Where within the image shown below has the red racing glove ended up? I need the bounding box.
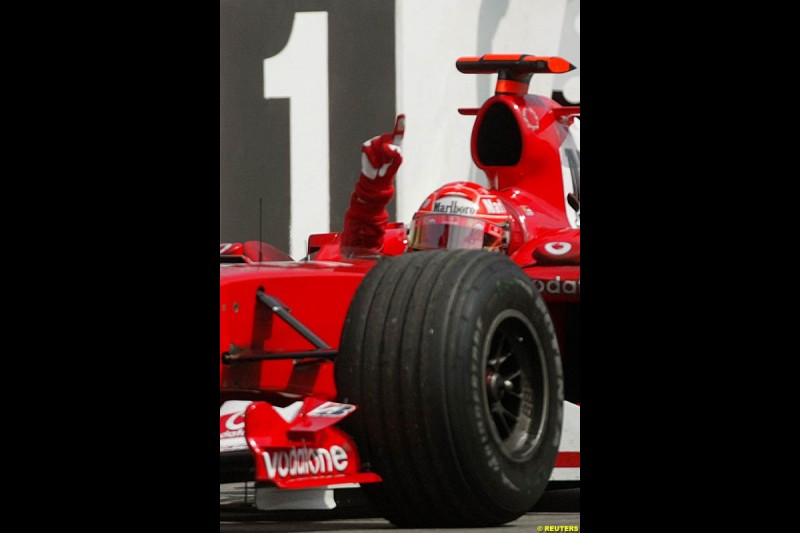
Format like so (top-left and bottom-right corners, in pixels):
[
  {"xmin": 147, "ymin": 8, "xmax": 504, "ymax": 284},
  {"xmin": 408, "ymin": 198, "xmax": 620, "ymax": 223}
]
[{"xmin": 342, "ymin": 132, "xmax": 403, "ymax": 255}]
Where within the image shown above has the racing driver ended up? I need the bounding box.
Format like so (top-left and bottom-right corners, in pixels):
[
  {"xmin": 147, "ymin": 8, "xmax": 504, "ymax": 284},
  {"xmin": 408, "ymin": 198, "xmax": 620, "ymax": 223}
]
[{"xmin": 341, "ymin": 128, "xmax": 514, "ymax": 258}]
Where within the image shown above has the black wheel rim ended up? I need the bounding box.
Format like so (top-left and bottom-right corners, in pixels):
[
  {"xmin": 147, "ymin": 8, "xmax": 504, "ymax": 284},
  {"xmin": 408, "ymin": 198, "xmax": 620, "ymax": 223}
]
[{"xmin": 484, "ymin": 310, "xmax": 548, "ymax": 462}]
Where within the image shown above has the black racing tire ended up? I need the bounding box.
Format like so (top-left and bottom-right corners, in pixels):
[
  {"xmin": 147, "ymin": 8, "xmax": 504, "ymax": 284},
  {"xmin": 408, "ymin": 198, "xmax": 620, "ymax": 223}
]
[{"xmin": 335, "ymin": 249, "xmax": 564, "ymax": 527}]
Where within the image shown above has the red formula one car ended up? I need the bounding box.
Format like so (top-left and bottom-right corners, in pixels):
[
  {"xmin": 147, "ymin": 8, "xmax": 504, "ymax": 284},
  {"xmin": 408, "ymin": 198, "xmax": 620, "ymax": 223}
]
[{"xmin": 220, "ymin": 53, "xmax": 580, "ymax": 527}]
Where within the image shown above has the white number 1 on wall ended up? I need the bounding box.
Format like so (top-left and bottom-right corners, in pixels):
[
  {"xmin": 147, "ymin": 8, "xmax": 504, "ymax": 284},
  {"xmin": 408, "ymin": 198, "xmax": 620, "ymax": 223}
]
[{"xmin": 264, "ymin": 11, "xmax": 330, "ymax": 259}]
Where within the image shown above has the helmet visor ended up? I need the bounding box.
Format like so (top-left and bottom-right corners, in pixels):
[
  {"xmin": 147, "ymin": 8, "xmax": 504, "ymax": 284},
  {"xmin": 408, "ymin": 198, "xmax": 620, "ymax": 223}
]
[{"xmin": 410, "ymin": 214, "xmax": 504, "ymax": 251}]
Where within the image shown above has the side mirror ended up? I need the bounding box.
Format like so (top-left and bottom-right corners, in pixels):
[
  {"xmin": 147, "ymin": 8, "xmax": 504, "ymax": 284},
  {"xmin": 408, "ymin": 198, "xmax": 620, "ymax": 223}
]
[{"xmin": 567, "ymin": 192, "xmax": 580, "ymax": 212}]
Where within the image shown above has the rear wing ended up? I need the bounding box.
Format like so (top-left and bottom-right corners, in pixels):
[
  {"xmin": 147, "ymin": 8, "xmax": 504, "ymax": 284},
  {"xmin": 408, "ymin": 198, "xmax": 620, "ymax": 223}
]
[
  {"xmin": 456, "ymin": 54, "xmax": 576, "ymax": 96},
  {"xmin": 455, "ymin": 53, "xmax": 580, "ymax": 208}
]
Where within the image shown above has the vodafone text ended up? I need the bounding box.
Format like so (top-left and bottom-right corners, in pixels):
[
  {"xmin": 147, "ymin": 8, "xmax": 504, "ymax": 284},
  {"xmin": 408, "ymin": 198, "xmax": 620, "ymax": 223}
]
[
  {"xmin": 262, "ymin": 445, "xmax": 349, "ymax": 479},
  {"xmin": 532, "ymin": 276, "xmax": 580, "ymax": 296}
]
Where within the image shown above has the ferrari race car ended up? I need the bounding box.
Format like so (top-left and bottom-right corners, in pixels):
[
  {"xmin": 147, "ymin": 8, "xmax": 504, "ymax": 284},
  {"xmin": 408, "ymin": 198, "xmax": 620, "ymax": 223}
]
[{"xmin": 220, "ymin": 54, "xmax": 580, "ymax": 527}]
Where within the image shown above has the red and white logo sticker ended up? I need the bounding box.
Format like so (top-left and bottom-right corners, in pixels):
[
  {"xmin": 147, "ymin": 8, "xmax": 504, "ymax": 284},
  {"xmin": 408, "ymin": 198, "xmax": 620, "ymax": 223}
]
[
  {"xmin": 543, "ymin": 242, "xmax": 572, "ymax": 255},
  {"xmin": 307, "ymin": 401, "xmax": 356, "ymax": 418},
  {"xmin": 220, "ymin": 401, "xmax": 253, "ymax": 452}
]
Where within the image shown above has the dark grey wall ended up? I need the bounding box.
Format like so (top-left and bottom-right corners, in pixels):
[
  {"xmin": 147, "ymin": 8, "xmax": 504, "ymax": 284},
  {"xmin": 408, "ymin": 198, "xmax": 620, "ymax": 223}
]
[{"xmin": 220, "ymin": 0, "xmax": 396, "ymax": 252}]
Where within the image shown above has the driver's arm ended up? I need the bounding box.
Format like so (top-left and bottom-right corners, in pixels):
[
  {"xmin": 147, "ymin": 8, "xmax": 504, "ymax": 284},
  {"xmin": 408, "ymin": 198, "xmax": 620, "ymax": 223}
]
[{"xmin": 341, "ymin": 132, "xmax": 403, "ymax": 256}]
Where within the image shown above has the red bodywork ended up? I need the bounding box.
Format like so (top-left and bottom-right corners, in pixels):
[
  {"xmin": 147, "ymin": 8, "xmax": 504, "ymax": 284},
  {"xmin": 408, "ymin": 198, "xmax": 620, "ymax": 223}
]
[
  {"xmin": 220, "ymin": 260, "xmax": 369, "ymax": 397},
  {"xmin": 220, "ymin": 54, "xmax": 580, "ymax": 493}
]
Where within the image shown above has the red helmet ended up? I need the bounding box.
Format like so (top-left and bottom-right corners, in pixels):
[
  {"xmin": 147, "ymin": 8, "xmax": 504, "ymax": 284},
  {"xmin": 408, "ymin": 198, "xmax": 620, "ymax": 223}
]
[{"xmin": 408, "ymin": 181, "xmax": 511, "ymax": 252}]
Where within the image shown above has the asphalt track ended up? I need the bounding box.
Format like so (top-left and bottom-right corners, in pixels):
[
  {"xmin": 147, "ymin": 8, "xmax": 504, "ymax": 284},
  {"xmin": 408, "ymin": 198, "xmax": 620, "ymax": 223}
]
[{"xmin": 220, "ymin": 487, "xmax": 580, "ymax": 532}]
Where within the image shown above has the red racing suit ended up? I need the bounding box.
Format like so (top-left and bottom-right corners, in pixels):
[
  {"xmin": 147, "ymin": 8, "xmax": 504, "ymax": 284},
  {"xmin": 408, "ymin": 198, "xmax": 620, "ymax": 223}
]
[{"xmin": 341, "ymin": 132, "xmax": 403, "ymax": 257}]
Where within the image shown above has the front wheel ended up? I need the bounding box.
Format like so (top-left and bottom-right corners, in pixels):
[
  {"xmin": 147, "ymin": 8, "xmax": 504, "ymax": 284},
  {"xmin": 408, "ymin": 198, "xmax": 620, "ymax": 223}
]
[{"xmin": 335, "ymin": 249, "xmax": 564, "ymax": 527}]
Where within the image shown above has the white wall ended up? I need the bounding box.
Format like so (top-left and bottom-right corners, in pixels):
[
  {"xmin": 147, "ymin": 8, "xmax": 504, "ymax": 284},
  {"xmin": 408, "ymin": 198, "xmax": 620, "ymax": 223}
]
[
  {"xmin": 219, "ymin": 0, "xmax": 580, "ymax": 257},
  {"xmin": 394, "ymin": 0, "xmax": 580, "ymax": 224}
]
